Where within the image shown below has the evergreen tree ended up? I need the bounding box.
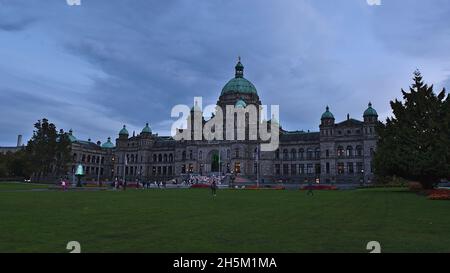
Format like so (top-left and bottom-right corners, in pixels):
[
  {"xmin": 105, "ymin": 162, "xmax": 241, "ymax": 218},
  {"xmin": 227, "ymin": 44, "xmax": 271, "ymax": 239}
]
[
  {"xmin": 374, "ymin": 71, "xmax": 449, "ymax": 189},
  {"xmin": 26, "ymin": 119, "xmax": 71, "ymax": 181}
]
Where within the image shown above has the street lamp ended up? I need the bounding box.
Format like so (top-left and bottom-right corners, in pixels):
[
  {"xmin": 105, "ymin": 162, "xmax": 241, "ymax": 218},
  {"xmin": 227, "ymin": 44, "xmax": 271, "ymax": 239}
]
[{"xmin": 75, "ymin": 164, "xmax": 85, "ymax": 187}]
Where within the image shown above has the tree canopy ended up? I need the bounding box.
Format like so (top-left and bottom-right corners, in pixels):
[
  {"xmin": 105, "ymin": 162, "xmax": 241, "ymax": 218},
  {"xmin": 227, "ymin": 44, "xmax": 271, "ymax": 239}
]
[{"xmin": 374, "ymin": 71, "xmax": 450, "ymax": 189}]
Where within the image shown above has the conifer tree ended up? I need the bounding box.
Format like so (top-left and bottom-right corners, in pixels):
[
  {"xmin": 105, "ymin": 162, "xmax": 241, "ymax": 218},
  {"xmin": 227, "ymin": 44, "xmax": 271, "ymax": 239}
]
[{"xmin": 374, "ymin": 71, "xmax": 449, "ymax": 189}]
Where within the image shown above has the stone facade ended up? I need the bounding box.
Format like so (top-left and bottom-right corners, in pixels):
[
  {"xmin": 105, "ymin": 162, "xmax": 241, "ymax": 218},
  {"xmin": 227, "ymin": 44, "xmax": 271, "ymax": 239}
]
[{"xmin": 69, "ymin": 60, "xmax": 378, "ymax": 184}]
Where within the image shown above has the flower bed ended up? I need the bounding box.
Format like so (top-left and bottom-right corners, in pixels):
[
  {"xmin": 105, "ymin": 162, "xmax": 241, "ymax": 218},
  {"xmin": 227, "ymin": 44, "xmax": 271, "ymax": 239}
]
[
  {"xmin": 300, "ymin": 185, "xmax": 338, "ymax": 191},
  {"xmin": 427, "ymin": 189, "xmax": 450, "ymax": 200}
]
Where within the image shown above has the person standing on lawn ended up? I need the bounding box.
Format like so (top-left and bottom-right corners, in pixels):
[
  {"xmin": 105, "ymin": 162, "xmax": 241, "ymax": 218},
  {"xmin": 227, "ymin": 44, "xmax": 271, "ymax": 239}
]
[
  {"xmin": 211, "ymin": 180, "xmax": 217, "ymax": 197},
  {"xmin": 307, "ymin": 179, "xmax": 314, "ymax": 196}
]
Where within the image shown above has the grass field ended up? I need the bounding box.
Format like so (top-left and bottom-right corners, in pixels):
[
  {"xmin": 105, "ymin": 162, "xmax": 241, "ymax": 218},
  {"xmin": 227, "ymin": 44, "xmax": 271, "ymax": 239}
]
[{"xmin": 0, "ymin": 183, "xmax": 449, "ymax": 253}]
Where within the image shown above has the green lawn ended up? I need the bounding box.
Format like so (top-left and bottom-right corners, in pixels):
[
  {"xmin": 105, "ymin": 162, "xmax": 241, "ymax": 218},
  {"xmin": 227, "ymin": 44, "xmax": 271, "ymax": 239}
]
[{"xmin": 0, "ymin": 185, "xmax": 449, "ymax": 253}]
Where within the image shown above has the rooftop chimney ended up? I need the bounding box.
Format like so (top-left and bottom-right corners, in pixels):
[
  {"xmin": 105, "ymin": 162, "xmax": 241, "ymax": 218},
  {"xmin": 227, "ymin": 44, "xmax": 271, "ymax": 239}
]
[{"xmin": 17, "ymin": 135, "xmax": 23, "ymax": 147}]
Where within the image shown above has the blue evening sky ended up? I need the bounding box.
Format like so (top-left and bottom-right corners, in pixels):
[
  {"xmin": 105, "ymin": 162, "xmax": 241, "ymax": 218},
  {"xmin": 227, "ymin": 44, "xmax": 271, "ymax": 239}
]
[{"xmin": 0, "ymin": 0, "xmax": 449, "ymax": 146}]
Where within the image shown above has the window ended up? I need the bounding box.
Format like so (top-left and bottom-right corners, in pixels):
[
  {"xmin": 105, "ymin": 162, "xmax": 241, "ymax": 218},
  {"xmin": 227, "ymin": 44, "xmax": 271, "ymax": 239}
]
[
  {"xmin": 337, "ymin": 146, "xmax": 345, "ymax": 157},
  {"xmin": 234, "ymin": 162, "xmax": 241, "ymax": 173},
  {"xmin": 189, "ymin": 150, "xmax": 193, "ymax": 160},
  {"xmin": 153, "ymin": 154, "xmax": 157, "ymax": 162},
  {"xmin": 283, "ymin": 149, "xmax": 289, "ymax": 160},
  {"xmin": 337, "ymin": 163, "xmax": 345, "ymax": 174},
  {"xmin": 275, "ymin": 149, "xmax": 280, "ymax": 160},
  {"xmin": 346, "ymin": 146, "xmax": 353, "ymax": 157},
  {"xmin": 275, "ymin": 164, "xmax": 281, "ymax": 175},
  {"xmin": 356, "ymin": 146, "xmax": 363, "ymax": 157},
  {"xmin": 169, "ymin": 154, "xmax": 173, "ymax": 162},
  {"xmin": 326, "ymin": 162, "xmax": 330, "ymax": 174},
  {"xmin": 315, "ymin": 148, "xmax": 320, "ymax": 159},
  {"xmin": 182, "ymin": 151, "xmax": 186, "ymax": 160},
  {"xmin": 254, "ymin": 162, "xmax": 258, "ymax": 174},
  {"xmin": 315, "ymin": 164, "xmax": 321, "ymax": 174},
  {"xmin": 306, "ymin": 149, "xmax": 313, "ymax": 160},
  {"xmin": 283, "ymin": 164, "xmax": 289, "ymax": 175},
  {"xmin": 298, "ymin": 149, "xmax": 304, "ymax": 160},
  {"xmin": 158, "ymin": 154, "xmax": 162, "ymax": 162},
  {"xmin": 347, "ymin": 162, "xmax": 354, "ymax": 174},
  {"xmin": 199, "ymin": 151, "xmax": 203, "ymax": 160},
  {"xmin": 181, "ymin": 165, "xmax": 186, "ymax": 174},
  {"xmin": 291, "ymin": 149, "xmax": 297, "ymax": 160},
  {"xmin": 235, "ymin": 148, "xmax": 240, "ymax": 158},
  {"xmin": 291, "ymin": 164, "xmax": 297, "ymax": 175},
  {"xmin": 326, "ymin": 150, "xmax": 329, "ymax": 158},
  {"xmin": 299, "ymin": 164, "xmax": 305, "ymax": 174},
  {"xmin": 307, "ymin": 164, "xmax": 313, "ymax": 174}
]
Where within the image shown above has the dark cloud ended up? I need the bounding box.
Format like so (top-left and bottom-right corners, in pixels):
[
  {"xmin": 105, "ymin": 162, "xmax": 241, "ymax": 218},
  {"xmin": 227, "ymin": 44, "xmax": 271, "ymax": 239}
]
[
  {"xmin": 0, "ymin": 0, "xmax": 450, "ymax": 145},
  {"xmin": 0, "ymin": 17, "xmax": 36, "ymax": 31}
]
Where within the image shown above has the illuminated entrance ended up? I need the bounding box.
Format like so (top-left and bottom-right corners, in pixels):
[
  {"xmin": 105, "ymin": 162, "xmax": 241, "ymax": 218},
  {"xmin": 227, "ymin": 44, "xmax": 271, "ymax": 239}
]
[{"xmin": 211, "ymin": 151, "xmax": 220, "ymax": 173}]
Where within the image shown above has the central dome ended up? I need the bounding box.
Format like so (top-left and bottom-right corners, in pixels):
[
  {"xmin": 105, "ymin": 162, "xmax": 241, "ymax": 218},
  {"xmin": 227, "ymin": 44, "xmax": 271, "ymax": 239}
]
[{"xmin": 221, "ymin": 59, "xmax": 258, "ymax": 96}]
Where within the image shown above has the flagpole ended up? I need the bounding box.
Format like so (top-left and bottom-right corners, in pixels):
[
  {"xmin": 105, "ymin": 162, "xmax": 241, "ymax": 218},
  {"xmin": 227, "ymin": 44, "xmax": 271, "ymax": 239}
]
[{"xmin": 123, "ymin": 155, "xmax": 126, "ymax": 184}]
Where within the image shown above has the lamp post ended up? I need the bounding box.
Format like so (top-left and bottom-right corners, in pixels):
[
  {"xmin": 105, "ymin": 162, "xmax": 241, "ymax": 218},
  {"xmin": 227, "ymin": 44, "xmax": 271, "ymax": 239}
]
[
  {"xmin": 75, "ymin": 164, "xmax": 84, "ymax": 187},
  {"xmin": 360, "ymin": 169, "xmax": 365, "ymax": 186}
]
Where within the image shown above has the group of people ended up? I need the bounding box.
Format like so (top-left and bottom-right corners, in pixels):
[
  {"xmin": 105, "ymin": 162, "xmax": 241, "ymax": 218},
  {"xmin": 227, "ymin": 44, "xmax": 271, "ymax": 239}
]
[
  {"xmin": 112, "ymin": 177, "xmax": 169, "ymax": 190},
  {"xmin": 59, "ymin": 177, "xmax": 70, "ymax": 191},
  {"xmin": 183, "ymin": 175, "xmax": 224, "ymax": 186}
]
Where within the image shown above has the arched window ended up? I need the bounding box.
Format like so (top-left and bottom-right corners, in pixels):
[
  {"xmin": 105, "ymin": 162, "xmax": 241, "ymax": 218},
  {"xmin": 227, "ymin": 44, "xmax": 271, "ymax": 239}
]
[
  {"xmin": 346, "ymin": 146, "xmax": 353, "ymax": 157},
  {"xmin": 227, "ymin": 149, "xmax": 230, "ymax": 160},
  {"xmin": 283, "ymin": 149, "xmax": 289, "ymax": 160},
  {"xmin": 291, "ymin": 149, "xmax": 297, "ymax": 160},
  {"xmin": 306, "ymin": 149, "xmax": 313, "ymax": 160},
  {"xmin": 199, "ymin": 151, "xmax": 203, "ymax": 160},
  {"xmin": 337, "ymin": 146, "xmax": 345, "ymax": 157},
  {"xmin": 182, "ymin": 151, "xmax": 186, "ymax": 160},
  {"xmin": 164, "ymin": 154, "xmax": 168, "ymax": 162},
  {"xmin": 169, "ymin": 154, "xmax": 173, "ymax": 162},
  {"xmin": 356, "ymin": 146, "xmax": 363, "ymax": 157},
  {"xmin": 298, "ymin": 148, "xmax": 304, "ymax": 160},
  {"xmin": 158, "ymin": 154, "xmax": 162, "ymax": 162},
  {"xmin": 275, "ymin": 149, "xmax": 280, "ymax": 160},
  {"xmin": 153, "ymin": 154, "xmax": 157, "ymax": 162},
  {"xmin": 315, "ymin": 148, "xmax": 320, "ymax": 159},
  {"xmin": 235, "ymin": 148, "xmax": 240, "ymax": 158}
]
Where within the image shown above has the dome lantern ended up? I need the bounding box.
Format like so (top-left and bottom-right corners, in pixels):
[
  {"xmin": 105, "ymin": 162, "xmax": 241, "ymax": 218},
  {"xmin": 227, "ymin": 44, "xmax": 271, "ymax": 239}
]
[
  {"xmin": 141, "ymin": 123, "xmax": 152, "ymax": 134},
  {"xmin": 221, "ymin": 58, "xmax": 258, "ymax": 96},
  {"xmin": 119, "ymin": 125, "xmax": 129, "ymax": 136}
]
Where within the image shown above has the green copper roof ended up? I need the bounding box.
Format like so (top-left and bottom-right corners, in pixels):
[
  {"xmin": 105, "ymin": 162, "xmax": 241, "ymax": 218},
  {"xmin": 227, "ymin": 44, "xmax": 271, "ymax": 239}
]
[
  {"xmin": 321, "ymin": 106, "xmax": 335, "ymax": 120},
  {"xmin": 119, "ymin": 125, "xmax": 129, "ymax": 135},
  {"xmin": 363, "ymin": 102, "xmax": 378, "ymax": 117},
  {"xmin": 68, "ymin": 129, "xmax": 77, "ymax": 142},
  {"xmin": 235, "ymin": 99, "xmax": 247, "ymax": 108},
  {"xmin": 75, "ymin": 164, "xmax": 84, "ymax": 176},
  {"xmin": 101, "ymin": 137, "xmax": 115, "ymax": 149},
  {"xmin": 221, "ymin": 59, "xmax": 258, "ymax": 96},
  {"xmin": 221, "ymin": 77, "xmax": 258, "ymax": 96},
  {"xmin": 141, "ymin": 123, "xmax": 152, "ymax": 133}
]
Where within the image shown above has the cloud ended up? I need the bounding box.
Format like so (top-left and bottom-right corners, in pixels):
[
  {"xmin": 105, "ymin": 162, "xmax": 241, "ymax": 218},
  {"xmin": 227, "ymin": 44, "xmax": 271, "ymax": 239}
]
[{"xmin": 1, "ymin": 0, "xmax": 450, "ymax": 145}]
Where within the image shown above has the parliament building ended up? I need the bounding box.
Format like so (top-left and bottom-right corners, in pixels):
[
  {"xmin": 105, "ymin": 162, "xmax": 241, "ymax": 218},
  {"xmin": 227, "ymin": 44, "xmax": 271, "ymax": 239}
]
[{"xmin": 68, "ymin": 60, "xmax": 378, "ymax": 184}]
